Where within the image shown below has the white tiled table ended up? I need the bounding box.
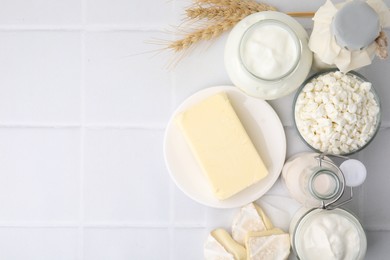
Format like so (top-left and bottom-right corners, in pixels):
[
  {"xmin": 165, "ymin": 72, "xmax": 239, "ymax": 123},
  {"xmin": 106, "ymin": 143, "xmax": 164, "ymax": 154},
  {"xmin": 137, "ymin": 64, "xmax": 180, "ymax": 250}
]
[{"xmin": 0, "ymin": 0, "xmax": 389, "ymax": 259}]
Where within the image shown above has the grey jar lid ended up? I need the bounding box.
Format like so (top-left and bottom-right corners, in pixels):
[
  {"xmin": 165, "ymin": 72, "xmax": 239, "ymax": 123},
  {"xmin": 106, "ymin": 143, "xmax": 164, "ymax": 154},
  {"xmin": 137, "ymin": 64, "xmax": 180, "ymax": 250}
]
[{"xmin": 332, "ymin": 0, "xmax": 380, "ymax": 51}]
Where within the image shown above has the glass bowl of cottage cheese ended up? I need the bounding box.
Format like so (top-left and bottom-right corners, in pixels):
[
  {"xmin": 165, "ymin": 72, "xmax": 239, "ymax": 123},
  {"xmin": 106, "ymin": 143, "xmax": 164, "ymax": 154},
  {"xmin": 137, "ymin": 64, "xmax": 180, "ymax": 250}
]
[{"xmin": 293, "ymin": 69, "xmax": 381, "ymax": 155}]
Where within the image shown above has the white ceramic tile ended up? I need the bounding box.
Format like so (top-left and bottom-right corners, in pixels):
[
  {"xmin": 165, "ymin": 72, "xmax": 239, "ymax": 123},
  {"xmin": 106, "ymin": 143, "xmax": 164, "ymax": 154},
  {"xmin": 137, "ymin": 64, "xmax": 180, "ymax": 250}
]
[
  {"xmin": 0, "ymin": 128, "xmax": 80, "ymax": 222},
  {"xmin": 0, "ymin": 32, "xmax": 81, "ymax": 124},
  {"xmin": 205, "ymin": 207, "xmax": 237, "ymax": 230},
  {"xmin": 0, "ymin": 0, "xmax": 81, "ymax": 25},
  {"xmin": 366, "ymin": 231, "xmax": 390, "ymax": 259},
  {"xmin": 284, "ymin": 127, "xmax": 311, "ymax": 158},
  {"xmin": 173, "ymin": 0, "xmax": 193, "ymax": 25},
  {"xmin": 84, "ymin": 228, "xmax": 169, "ymax": 260},
  {"xmin": 172, "ymin": 228, "xmax": 208, "ymax": 260},
  {"xmin": 358, "ymin": 129, "xmax": 390, "ymax": 229},
  {"xmin": 172, "ymin": 185, "xmax": 206, "ymax": 226},
  {"xmin": 84, "ymin": 31, "xmax": 172, "ymax": 126},
  {"xmin": 86, "ymin": 0, "xmax": 175, "ymax": 26},
  {"xmin": 0, "ymin": 227, "xmax": 78, "ymax": 260},
  {"xmin": 172, "ymin": 33, "xmax": 231, "ymax": 106},
  {"xmin": 358, "ymin": 48, "xmax": 390, "ymax": 128},
  {"xmin": 268, "ymin": 92, "xmax": 296, "ymax": 127},
  {"xmin": 84, "ymin": 128, "xmax": 170, "ymax": 223}
]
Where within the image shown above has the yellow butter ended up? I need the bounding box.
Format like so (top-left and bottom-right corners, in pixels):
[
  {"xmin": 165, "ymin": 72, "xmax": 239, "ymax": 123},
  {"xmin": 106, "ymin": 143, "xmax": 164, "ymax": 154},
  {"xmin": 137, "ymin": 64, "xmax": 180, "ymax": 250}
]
[
  {"xmin": 211, "ymin": 229, "xmax": 246, "ymax": 260},
  {"xmin": 176, "ymin": 92, "xmax": 268, "ymax": 200}
]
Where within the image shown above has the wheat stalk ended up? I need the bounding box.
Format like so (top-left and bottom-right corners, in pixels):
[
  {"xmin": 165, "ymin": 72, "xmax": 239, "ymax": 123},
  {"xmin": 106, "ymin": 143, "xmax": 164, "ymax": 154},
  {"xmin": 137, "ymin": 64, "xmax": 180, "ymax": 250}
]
[
  {"xmin": 169, "ymin": 17, "xmax": 246, "ymax": 52},
  {"xmin": 195, "ymin": 0, "xmax": 276, "ymax": 12},
  {"xmin": 167, "ymin": 0, "xmax": 276, "ymax": 52},
  {"xmin": 186, "ymin": 6, "xmax": 252, "ymax": 20}
]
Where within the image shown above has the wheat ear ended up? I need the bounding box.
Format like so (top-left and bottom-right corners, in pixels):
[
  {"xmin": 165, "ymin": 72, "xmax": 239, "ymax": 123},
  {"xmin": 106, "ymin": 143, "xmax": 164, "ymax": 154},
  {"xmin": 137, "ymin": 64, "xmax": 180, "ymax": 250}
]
[
  {"xmin": 195, "ymin": 0, "xmax": 277, "ymax": 12},
  {"xmin": 169, "ymin": 17, "xmax": 243, "ymax": 52},
  {"xmin": 186, "ymin": 6, "xmax": 252, "ymax": 20}
]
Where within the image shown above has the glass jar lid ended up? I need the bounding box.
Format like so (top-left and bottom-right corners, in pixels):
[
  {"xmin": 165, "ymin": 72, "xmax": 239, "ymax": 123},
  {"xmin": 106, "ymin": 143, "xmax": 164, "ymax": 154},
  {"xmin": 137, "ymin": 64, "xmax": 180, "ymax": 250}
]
[
  {"xmin": 308, "ymin": 167, "xmax": 342, "ymax": 201},
  {"xmin": 332, "ymin": 0, "xmax": 380, "ymax": 51}
]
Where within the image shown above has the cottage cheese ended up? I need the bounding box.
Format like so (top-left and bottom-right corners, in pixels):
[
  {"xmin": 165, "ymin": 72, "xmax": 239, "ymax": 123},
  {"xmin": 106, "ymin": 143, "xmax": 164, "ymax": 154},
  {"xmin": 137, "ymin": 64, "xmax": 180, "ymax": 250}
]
[{"xmin": 295, "ymin": 71, "xmax": 380, "ymax": 154}]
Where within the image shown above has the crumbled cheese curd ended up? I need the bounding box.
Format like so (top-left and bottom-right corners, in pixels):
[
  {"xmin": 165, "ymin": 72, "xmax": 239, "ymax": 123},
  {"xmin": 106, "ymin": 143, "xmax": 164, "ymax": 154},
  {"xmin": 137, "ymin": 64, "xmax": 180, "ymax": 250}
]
[{"xmin": 295, "ymin": 71, "xmax": 379, "ymax": 154}]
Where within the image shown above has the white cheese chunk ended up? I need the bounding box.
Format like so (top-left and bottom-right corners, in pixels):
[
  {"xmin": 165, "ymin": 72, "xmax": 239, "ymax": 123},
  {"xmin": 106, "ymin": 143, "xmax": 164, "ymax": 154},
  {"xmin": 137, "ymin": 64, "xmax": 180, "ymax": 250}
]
[
  {"xmin": 204, "ymin": 229, "xmax": 246, "ymax": 260},
  {"xmin": 246, "ymin": 229, "xmax": 290, "ymax": 260},
  {"xmin": 232, "ymin": 203, "xmax": 273, "ymax": 245},
  {"xmin": 204, "ymin": 234, "xmax": 235, "ymax": 260}
]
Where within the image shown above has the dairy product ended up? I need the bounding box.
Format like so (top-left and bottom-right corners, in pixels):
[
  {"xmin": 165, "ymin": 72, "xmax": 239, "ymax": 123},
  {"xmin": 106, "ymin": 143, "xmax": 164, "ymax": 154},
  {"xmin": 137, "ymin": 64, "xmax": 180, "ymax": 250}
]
[
  {"xmin": 204, "ymin": 229, "xmax": 246, "ymax": 260},
  {"xmin": 246, "ymin": 228, "xmax": 290, "ymax": 260},
  {"xmin": 204, "ymin": 234, "xmax": 235, "ymax": 260},
  {"xmin": 176, "ymin": 92, "xmax": 268, "ymax": 200},
  {"xmin": 282, "ymin": 153, "xmax": 341, "ymax": 208},
  {"xmin": 232, "ymin": 203, "xmax": 273, "ymax": 245},
  {"xmin": 205, "ymin": 203, "xmax": 293, "ymax": 259},
  {"xmin": 225, "ymin": 11, "xmax": 312, "ymax": 100},
  {"xmin": 295, "ymin": 70, "xmax": 380, "ymax": 154},
  {"xmin": 240, "ymin": 21, "xmax": 299, "ymax": 80},
  {"xmin": 309, "ymin": 0, "xmax": 390, "ymax": 72},
  {"xmin": 293, "ymin": 209, "xmax": 366, "ymax": 260}
]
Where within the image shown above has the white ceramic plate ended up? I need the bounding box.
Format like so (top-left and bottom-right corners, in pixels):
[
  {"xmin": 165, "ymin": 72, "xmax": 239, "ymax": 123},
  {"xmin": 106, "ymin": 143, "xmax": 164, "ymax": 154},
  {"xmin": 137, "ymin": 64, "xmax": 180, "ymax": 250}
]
[{"xmin": 163, "ymin": 86, "xmax": 286, "ymax": 208}]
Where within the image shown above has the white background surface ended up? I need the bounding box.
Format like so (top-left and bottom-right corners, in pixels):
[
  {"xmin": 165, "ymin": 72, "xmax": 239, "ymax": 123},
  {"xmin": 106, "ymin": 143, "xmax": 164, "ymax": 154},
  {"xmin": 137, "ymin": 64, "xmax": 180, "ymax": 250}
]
[{"xmin": 0, "ymin": 0, "xmax": 389, "ymax": 259}]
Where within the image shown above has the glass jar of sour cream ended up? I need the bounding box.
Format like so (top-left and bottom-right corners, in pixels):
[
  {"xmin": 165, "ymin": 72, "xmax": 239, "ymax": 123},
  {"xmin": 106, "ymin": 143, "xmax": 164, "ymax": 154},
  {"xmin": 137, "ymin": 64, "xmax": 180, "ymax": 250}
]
[
  {"xmin": 290, "ymin": 208, "xmax": 367, "ymax": 260},
  {"xmin": 225, "ymin": 11, "xmax": 312, "ymax": 100}
]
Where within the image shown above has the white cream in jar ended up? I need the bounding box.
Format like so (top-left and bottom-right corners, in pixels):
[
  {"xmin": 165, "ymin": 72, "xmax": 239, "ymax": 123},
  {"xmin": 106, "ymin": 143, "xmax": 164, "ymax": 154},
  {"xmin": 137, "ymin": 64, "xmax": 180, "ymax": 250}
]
[
  {"xmin": 225, "ymin": 11, "xmax": 312, "ymax": 100},
  {"xmin": 291, "ymin": 208, "xmax": 367, "ymax": 260},
  {"xmin": 239, "ymin": 21, "xmax": 299, "ymax": 80}
]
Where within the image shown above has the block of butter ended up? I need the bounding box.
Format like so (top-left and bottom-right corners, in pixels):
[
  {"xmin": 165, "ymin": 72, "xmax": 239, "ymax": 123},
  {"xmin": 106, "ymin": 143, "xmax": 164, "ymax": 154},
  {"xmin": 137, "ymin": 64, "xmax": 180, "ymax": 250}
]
[{"xmin": 176, "ymin": 92, "xmax": 268, "ymax": 200}]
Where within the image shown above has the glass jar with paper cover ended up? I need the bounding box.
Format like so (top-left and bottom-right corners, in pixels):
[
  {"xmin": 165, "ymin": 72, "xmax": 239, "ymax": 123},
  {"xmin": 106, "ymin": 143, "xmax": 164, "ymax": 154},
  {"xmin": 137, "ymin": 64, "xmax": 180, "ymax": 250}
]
[
  {"xmin": 309, "ymin": 0, "xmax": 390, "ymax": 72},
  {"xmin": 283, "ymin": 152, "xmax": 367, "ymax": 260}
]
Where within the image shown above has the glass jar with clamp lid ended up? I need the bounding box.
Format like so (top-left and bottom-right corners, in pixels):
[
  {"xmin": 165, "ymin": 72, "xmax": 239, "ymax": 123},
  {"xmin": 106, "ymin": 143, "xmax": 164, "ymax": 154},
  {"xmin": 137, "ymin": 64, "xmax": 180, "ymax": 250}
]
[{"xmin": 283, "ymin": 152, "xmax": 367, "ymax": 260}]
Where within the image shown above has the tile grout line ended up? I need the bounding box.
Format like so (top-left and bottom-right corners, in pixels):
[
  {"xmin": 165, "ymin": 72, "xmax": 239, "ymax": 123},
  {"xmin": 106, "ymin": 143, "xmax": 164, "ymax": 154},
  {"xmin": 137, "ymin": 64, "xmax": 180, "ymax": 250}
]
[
  {"xmin": 168, "ymin": 2, "xmax": 176, "ymax": 258},
  {"xmin": 0, "ymin": 123, "xmax": 166, "ymax": 130},
  {"xmin": 0, "ymin": 24, "xmax": 167, "ymax": 32},
  {"xmin": 79, "ymin": 0, "xmax": 87, "ymax": 259},
  {"xmin": 168, "ymin": 181, "xmax": 175, "ymax": 260},
  {"xmin": 0, "ymin": 222, "xmax": 206, "ymax": 228}
]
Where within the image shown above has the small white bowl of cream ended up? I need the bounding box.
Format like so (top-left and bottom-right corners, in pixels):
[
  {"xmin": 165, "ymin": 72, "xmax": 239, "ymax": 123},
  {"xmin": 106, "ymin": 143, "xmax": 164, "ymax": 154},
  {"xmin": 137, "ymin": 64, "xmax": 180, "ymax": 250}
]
[{"xmin": 225, "ymin": 11, "xmax": 312, "ymax": 100}]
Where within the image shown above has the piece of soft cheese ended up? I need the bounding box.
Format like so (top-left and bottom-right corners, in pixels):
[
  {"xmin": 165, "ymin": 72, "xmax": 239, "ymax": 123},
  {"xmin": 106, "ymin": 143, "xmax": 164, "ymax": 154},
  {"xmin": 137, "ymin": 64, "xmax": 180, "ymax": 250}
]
[
  {"xmin": 245, "ymin": 228, "xmax": 290, "ymax": 260},
  {"xmin": 232, "ymin": 202, "xmax": 274, "ymax": 245},
  {"xmin": 204, "ymin": 228, "xmax": 246, "ymax": 260},
  {"xmin": 176, "ymin": 92, "xmax": 268, "ymax": 200}
]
